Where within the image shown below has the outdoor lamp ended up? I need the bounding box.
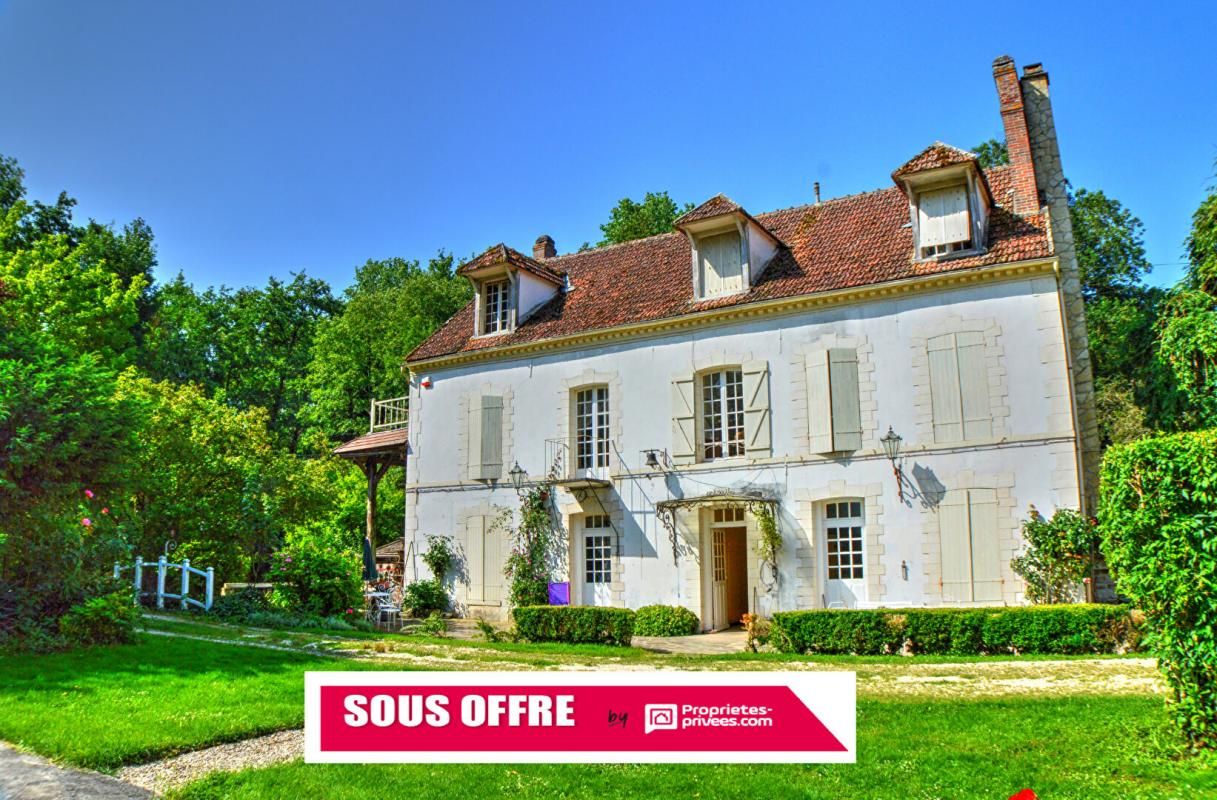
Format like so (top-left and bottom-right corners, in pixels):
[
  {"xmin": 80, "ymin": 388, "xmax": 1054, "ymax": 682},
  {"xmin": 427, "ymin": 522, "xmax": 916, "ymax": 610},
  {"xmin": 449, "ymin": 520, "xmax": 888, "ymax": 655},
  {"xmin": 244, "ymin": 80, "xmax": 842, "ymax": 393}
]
[
  {"xmin": 880, "ymin": 426, "xmax": 904, "ymax": 499},
  {"xmin": 508, "ymin": 461, "xmax": 526, "ymax": 493}
]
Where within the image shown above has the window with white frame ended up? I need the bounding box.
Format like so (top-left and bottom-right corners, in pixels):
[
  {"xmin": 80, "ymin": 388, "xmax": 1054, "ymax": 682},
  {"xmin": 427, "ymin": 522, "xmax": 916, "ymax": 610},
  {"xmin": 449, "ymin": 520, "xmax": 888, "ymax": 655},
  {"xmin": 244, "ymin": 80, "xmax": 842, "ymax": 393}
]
[
  {"xmin": 824, "ymin": 500, "xmax": 864, "ymax": 581},
  {"xmin": 713, "ymin": 507, "xmax": 744, "ymax": 524},
  {"xmin": 574, "ymin": 386, "xmax": 610, "ymax": 470},
  {"xmin": 918, "ymin": 184, "xmax": 972, "ymax": 259},
  {"xmin": 481, "ymin": 279, "xmax": 511, "ymax": 334},
  {"xmin": 701, "ymin": 368, "xmax": 745, "ymax": 460},
  {"xmin": 583, "ymin": 515, "xmax": 612, "ymax": 584}
]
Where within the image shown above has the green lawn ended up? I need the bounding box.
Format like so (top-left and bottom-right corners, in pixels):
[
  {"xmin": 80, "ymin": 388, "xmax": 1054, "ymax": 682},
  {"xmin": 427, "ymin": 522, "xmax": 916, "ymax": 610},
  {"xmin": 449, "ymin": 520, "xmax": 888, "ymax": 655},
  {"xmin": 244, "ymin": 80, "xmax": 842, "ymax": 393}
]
[
  {"xmin": 170, "ymin": 696, "xmax": 1216, "ymax": 800},
  {"xmin": 0, "ymin": 634, "xmax": 407, "ymax": 770}
]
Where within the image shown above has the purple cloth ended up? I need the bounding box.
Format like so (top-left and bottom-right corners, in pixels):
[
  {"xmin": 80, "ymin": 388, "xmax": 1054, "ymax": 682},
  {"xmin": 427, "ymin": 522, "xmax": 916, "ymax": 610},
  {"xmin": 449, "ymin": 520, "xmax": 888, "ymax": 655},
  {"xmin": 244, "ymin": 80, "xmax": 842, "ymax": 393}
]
[{"xmin": 547, "ymin": 582, "xmax": 570, "ymax": 605}]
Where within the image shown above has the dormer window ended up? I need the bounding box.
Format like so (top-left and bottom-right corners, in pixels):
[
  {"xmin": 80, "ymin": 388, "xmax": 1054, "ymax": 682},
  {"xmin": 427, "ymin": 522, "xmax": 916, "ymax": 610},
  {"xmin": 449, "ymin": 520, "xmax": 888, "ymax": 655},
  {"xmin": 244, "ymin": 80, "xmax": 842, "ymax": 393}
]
[
  {"xmin": 917, "ymin": 184, "xmax": 972, "ymax": 259},
  {"xmin": 892, "ymin": 143, "xmax": 992, "ymax": 263},
  {"xmin": 674, "ymin": 194, "xmax": 784, "ymax": 303},
  {"xmin": 482, "ymin": 279, "xmax": 511, "ymax": 335}
]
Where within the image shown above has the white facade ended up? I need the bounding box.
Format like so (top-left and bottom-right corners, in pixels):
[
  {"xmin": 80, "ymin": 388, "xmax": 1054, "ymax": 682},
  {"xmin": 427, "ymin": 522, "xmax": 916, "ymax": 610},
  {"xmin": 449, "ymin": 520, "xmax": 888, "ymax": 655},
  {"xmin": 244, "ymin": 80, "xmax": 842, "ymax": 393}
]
[{"xmin": 404, "ymin": 264, "xmax": 1082, "ymax": 628}]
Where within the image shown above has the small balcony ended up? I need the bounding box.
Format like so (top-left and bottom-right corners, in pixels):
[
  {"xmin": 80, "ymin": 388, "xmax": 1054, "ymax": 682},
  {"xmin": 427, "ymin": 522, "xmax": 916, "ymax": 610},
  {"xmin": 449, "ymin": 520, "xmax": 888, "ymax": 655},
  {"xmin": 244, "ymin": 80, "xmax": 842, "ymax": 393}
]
[
  {"xmin": 370, "ymin": 396, "xmax": 409, "ymax": 432},
  {"xmin": 544, "ymin": 437, "xmax": 613, "ymax": 489}
]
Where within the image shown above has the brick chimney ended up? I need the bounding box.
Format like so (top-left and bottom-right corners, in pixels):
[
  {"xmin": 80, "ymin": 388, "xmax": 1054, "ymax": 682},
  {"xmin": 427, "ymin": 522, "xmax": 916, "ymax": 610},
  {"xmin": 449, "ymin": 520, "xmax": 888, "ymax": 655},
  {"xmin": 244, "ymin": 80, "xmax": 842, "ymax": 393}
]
[
  {"xmin": 533, "ymin": 235, "xmax": 556, "ymax": 260},
  {"xmin": 992, "ymin": 55, "xmax": 1040, "ymax": 215}
]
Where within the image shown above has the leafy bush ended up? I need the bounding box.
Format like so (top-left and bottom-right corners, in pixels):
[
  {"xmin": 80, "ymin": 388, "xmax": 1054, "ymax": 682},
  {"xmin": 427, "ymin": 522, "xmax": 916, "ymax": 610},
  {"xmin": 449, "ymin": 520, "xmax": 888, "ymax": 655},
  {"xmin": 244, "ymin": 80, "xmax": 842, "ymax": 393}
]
[
  {"xmin": 421, "ymin": 535, "xmax": 454, "ymax": 580},
  {"xmin": 58, "ymin": 592, "xmax": 139, "ymax": 646},
  {"xmin": 771, "ymin": 605, "xmax": 1140, "ymax": 656},
  {"xmin": 633, "ymin": 605, "xmax": 699, "ymax": 637},
  {"xmin": 402, "ymin": 579, "xmax": 448, "ymax": 617},
  {"xmin": 513, "ymin": 606, "xmax": 635, "ymax": 647},
  {"xmin": 414, "ymin": 611, "xmax": 447, "ymax": 637},
  {"xmin": 1099, "ymin": 429, "xmax": 1217, "ymax": 748},
  {"xmin": 771, "ymin": 609, "xmax": 902, "ymax": 655},
  {"xmin": 1011, "ymin": 506, "xmax": 1100, "ymax": 604},
  {"xmin": 243, "ymin": 609, "xmax": 370, "ymax": 632},
  {"xmin": 268, "ymin": 542, "xmax": 361, "ymax": 617},
  {"xmin": 903, "ymin": 609, "xmax": 987, "ymax": 655},
  {"xmin": 211, "ymin": 587, "xmax": 270, "ymax": 621}
]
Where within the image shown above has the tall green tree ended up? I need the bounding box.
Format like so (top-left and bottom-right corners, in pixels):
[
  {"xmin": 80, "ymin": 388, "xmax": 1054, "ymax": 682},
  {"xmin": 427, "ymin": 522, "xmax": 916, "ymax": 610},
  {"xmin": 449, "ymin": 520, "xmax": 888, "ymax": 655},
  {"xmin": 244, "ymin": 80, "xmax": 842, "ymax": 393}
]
[
  {"xmin": 598, "ymin": 191, "xmax": 693, "ymax": 246},
  {"xmin": 971, "ymin": 138, "xmax": 1009, "ymax": 169},
  {"xmin": 305, "ymin": 252, "xmax": 469, "ymax": 442}
]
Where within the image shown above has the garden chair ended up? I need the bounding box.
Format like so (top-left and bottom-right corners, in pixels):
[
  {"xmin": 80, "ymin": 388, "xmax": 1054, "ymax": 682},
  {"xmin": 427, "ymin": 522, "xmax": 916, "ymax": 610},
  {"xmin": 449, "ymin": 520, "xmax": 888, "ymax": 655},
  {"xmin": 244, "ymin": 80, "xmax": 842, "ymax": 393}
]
[{"xmin": 375, "ymin": 596, "xmax": 402, "ymax": 629}]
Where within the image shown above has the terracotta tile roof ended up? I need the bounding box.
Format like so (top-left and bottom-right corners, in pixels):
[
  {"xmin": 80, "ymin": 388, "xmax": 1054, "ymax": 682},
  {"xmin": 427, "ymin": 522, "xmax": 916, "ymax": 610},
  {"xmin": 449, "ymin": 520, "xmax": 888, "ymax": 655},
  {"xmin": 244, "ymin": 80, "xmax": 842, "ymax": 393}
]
[
  {"xmin": 333, "ymin": 428, "xmax": 408, "ymax": 458},
  {"xmin": 408, "ymin": 165, "xmax": 1051, "ymax": 364},
  {"xmin": 891, "ymin": 142, "xmax": 980, "ymax": 179},
  {"xmin": 456, "ymin": 243, "xmax": 565, "ymax": 286},
  {"xmin": 674, "ymin": 193, "xmax": 742, "ymax": 226}
]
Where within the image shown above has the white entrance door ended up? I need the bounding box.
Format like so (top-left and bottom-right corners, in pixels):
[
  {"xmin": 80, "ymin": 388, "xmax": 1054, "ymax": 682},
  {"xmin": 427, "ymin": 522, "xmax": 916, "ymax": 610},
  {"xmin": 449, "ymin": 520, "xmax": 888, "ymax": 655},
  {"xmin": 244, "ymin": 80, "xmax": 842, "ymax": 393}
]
[
  {"xmin": 580, "ymin": 515, "xmax": 612, "ymax": 606},
  {"xmin": 710, "ymin": 528, "xmax": 728, "ymax": 629},
  {"xmin": 823, "ymin": 500, "xmax": 866, "ymax": 608}
]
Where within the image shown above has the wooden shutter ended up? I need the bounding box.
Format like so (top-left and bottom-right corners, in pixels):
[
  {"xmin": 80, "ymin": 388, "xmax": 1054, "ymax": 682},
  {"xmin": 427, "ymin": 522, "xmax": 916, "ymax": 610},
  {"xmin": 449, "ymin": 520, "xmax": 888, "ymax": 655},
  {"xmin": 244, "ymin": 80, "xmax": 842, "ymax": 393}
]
[
  {"xmin": 467, "ymin": 396, "xmax": 484, "ymax": 479},
  {"xmin": 806, "ymin": 351, "xmax": 833, "ymax": 454},
  {"xmin": 928, "ymin": 333, "xmax": 964, "ymax": 443},
  {"xmin": 956, "ymin": 331, "xmax": 993, "ymax": 441},
  {"xmin": 828, "ymin": 348, "xmax": 862, "ymax": 452},
  {"xmin": 743, "ymin": 360, "xmax": 771, "ymax": 458},
  {"xmin": 939, "ymin": 488, "xmax": 1002, "ymax": 604},
  {"xmin": 938, "ymin": 491, "xmax": 972, "ymax": 603},
  {"xmin": 699, "ymin": 231, "xmax": 743, "ymax": 296},
  {"xmin": 918, "ymin": 189, "xmax": 947, "ymax": 247},
  {"xmin": 671, "ymin": 375, "xmax": 697, "ymax": 465},
  {"xmin": 479, "ymin": 396, "xmax": 503, "ymax": 480},
  {"xmin": 464, "ymin": 515, "xmax": 486, "ymax": 603},
  {"xmin": 967, "ymin": 489, "xmax": 1002, "ymax": 602},
  {"xmin": 941, "ymin": 186, "xmax": 970, "ymax": 244}
]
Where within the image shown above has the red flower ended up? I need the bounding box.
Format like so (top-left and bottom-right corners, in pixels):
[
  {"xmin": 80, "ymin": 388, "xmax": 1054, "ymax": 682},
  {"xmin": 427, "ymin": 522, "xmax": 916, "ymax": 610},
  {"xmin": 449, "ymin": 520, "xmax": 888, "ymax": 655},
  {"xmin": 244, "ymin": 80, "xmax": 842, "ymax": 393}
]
[
  {"xmin": 84, "ymin": 489, "xmax": 94, "ymax": 499},
  {"xmin": 101, "ymin": 507, "xmax": 109, "ymax": 515}
]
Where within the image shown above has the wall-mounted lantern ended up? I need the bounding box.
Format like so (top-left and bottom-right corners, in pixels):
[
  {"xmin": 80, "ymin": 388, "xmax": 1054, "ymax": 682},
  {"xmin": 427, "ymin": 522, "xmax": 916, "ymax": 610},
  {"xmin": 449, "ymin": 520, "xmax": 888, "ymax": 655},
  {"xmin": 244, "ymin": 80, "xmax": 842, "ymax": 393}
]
[
  {"xmin": 880, "ymin": 426, "xmax": 904, "ymax": 500},
  {"xmin": 508, "ymin": 461, "xmax": 527, "ymax": 495}
]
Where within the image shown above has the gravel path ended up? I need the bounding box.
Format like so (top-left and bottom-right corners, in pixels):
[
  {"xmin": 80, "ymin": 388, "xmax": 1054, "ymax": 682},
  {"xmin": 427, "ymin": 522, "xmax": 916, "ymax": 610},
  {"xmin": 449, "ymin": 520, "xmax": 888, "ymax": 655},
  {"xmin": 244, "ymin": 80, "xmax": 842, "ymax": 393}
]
[
  {"xmin": 117, "ymin": 730, "xmax": 303, "ymax": 795},
  {"xmin": 0, "ymin": 743, "xmax": 151, "ymax": 800}
]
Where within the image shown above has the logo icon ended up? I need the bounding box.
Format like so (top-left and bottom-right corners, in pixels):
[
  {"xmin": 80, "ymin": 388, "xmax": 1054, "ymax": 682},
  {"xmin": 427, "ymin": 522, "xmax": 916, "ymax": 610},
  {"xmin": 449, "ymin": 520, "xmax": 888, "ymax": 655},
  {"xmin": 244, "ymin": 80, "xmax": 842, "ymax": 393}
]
[{"xmin": 644, "ymin": 704, "xmax": 679, "ymax": 734}]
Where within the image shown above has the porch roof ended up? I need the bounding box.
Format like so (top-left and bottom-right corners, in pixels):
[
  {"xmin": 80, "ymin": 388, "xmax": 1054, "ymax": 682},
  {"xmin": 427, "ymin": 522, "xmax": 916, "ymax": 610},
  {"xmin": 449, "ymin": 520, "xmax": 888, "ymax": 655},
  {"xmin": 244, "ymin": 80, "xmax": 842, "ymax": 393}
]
[
  {"xmin": 654, "ymin": 490, "xmax": 777, "ymax": 513},
  {"xmin": 332, "ymin": 428, "xmax": 408, "ymax": 461}
]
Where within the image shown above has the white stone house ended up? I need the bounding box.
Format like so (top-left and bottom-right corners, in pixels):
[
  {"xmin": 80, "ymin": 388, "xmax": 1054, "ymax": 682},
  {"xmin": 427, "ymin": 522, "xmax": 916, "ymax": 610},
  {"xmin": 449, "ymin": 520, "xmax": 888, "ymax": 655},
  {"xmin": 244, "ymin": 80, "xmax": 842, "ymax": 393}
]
[{"xmin": 396, "ymin": 55, "xmax": 1099, "ymax": 629}]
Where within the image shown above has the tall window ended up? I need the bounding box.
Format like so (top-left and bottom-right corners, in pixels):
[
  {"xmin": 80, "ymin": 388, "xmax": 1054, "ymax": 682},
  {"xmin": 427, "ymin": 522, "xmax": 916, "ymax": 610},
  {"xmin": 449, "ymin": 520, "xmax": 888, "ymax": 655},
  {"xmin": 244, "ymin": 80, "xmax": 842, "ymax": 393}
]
[
  {"xmin": 482, "ymin": 280, "xmax": 511, "ymax": 334},
  {"xmin": 824, "ymin": 500, "xmax": 864, "ymax": 581},
  {"xmin": 701, "ymin": 369, "xmax": 744, "ymax": 460},
  {"xmin": 575, "ymin": 387, "xmax": 610, "ymax": 470},
  {"xmin": 583, "ymin": 515, "xmax": 612, "ymax": 585}
]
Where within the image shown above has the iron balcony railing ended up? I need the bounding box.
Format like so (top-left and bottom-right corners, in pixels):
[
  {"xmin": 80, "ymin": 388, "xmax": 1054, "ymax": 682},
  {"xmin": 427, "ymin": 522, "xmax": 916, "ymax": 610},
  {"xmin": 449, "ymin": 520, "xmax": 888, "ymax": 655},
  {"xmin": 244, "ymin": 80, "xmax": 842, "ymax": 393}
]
[
  {"xmin": 370, "ymin": 396, "xmax": 409, "ymax": 432},
  {"xmin": 545, "ymin": 436, "xmax": 613, "ymax": 481}
]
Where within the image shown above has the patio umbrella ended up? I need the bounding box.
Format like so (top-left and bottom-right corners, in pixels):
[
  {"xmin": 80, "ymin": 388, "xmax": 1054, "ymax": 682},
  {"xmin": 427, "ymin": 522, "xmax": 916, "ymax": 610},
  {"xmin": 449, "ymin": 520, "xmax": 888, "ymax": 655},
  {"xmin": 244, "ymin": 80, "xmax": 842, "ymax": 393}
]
[{"xmin": 361, "ymin": 537, "xmax": 378, "ymax": 582}]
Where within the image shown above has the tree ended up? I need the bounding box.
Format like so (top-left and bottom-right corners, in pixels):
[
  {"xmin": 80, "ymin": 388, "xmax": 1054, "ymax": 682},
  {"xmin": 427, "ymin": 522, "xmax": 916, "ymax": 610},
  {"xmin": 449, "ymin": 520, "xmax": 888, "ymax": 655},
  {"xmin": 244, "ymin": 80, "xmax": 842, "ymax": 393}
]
[
  {"xmin": 305, "ymin": 253, "xmax": 469, "ymax": 442},
  {"xmin": 598, "ymin": 191, "xmax": 693, "ymax": 246},
  {"xmin": 1070, "ymin": 189, "xmax": 1154, "ymax": 302},
  {"xmin": 972, "ymin": 138, "xmax": 1009, "ymax": 169}
]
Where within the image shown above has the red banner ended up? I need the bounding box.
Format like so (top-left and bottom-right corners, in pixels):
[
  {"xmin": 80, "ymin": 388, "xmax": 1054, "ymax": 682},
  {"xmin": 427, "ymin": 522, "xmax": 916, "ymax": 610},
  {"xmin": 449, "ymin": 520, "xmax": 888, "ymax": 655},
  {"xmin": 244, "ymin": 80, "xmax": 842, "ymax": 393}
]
[{"xmin": 306, "ymin": 671, "xmax": 855, "ymax": 763}]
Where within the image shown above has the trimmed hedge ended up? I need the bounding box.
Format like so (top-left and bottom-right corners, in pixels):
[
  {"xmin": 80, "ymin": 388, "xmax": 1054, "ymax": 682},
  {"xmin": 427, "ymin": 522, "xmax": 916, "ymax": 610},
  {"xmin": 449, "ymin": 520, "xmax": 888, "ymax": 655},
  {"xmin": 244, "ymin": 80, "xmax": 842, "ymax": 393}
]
[
  {"xmin": 633, "ymin": 605, "xmax": 699, "ymax": 637},
  {"xmin": 513, "ymin": 606, "xmax": 635, "ymax": 647},
  {"xmin": 771, "ymin": 604, "xmax": 1140, "ymax": 656}
]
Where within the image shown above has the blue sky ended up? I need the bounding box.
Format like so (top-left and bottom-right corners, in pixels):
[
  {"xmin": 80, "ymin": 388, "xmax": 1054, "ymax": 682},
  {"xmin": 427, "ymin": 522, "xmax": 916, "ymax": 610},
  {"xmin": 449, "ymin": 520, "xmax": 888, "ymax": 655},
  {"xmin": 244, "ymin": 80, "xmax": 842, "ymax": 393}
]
[{"xmin": 1, "ymin": 1, "xmax": 1213, "ymax": 292}]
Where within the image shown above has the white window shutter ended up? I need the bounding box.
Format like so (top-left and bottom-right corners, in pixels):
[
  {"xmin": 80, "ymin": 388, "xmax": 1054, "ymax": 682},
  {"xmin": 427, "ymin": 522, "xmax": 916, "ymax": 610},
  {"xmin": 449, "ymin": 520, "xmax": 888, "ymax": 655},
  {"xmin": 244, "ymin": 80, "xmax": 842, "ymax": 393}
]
[
  {"xmin": 671, "ymin": 375, "xmax": 697, "ymax": 465},
  {"xmin": 928, "ymin": 333, "xmax": 964, "ymax": 443},
  {"xmin": 806, "ymin": 351, "xmax": 833, "ymax": 454},
  {"xmin": 828, "ymin": 348, "xmax": 862, "ymax": 451},
  {"xmin": 941, "ymin": 186, "xmax": 970, "ymax": 244},
  {"xmin": 967, "ymin": 489, "xmax": 1002, "ymax": 602},
  {"xmin": 467, "ymin": 396, "xmax": 484, "ymax": 480},
  {"xmin": 482, "ymin": 515, "xmax": 503, "ymax": 605},
  {"xmin": 918, "ymin": 190, "xmax": 947, "ymax": 247},
  {"xmin": 698, "ymin": 232, "xmax": 743, "ymax": 297},
  {"xmin": 479, "ymin": 396, "xmax": 503, "ymax": 480},
  {"xmin": 938, "ymin": 491, "xmax": 972, "ymax": 603},
  {"xmin": 956, "ymin": 331, "xmax": 993, "ymax": 441},
  {"xmin": 743, "ymin": 360, "xmax": 771, "ymax": 458},
  {"xmin": 464, "ymin": 515, "xmax": 485, "ymax": 603}
]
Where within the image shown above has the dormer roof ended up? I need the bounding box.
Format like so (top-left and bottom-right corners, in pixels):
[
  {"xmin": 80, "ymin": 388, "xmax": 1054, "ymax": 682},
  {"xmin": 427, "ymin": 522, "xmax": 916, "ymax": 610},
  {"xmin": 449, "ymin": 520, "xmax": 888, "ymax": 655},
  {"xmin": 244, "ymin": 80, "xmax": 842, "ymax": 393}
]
[
  {"xmin": 456, "ymin": 243, "xmax": 565, "ymax": 286},
  {"xmin": 674, "ymin": 193, "xmax": 785, "ymax": 247},
  {"xmin": 892, "ymin": 142, "xmax": 980, "ymax": 180}
]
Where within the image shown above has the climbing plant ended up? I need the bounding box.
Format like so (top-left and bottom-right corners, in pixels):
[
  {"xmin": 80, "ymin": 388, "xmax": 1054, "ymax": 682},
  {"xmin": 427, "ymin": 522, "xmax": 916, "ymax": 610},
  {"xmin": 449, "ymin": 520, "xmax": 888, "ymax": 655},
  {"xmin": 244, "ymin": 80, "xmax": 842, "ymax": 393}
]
[
  {"xmin": 504, "ymin": 487, "xmax": 560, "ymax": 609},
  {"xmin": 753, "ymin": 502, "xmax": 782, "ymax": 567},
  {"xmin": 421, "ymin": 534, "xmax": 454, "ymax": 581}
]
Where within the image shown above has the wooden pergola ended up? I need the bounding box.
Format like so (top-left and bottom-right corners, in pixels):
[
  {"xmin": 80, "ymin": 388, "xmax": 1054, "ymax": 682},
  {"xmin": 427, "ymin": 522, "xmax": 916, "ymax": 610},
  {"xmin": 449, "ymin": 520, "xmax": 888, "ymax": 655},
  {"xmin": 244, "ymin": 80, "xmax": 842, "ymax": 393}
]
[{"xmin": 333, "ymin": 426, "xmax": 408, "ymax": 550}]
